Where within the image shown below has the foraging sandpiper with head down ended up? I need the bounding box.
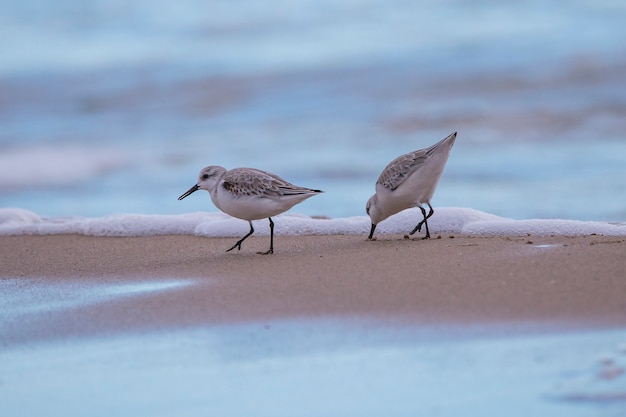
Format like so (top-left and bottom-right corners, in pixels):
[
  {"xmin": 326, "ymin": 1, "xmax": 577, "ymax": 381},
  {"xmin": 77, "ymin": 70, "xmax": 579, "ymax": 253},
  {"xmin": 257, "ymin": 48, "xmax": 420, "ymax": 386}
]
[{"xmin": 366, "ymin": 132, "xmax": 457, "ymax": 240}]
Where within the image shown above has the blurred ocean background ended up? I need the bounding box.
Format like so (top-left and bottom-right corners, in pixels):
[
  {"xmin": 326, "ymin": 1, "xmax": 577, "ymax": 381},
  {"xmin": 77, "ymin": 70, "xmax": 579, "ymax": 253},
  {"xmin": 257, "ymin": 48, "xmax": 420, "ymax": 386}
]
[{"xmin": 1, "ymin": 0, "xmax": 625, "ymax": 221}]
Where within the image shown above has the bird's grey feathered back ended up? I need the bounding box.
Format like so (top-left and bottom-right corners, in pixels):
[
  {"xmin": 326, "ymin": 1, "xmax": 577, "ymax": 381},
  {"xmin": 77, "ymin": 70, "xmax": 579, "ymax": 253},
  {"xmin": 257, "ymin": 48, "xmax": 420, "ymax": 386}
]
[
  {"xmin": 376, "ymin": 133, "xmax": 455, "ymax": 191},
  {"xmin": 222, "ymin": 168, "xmax": 320, "ymax": 197}
]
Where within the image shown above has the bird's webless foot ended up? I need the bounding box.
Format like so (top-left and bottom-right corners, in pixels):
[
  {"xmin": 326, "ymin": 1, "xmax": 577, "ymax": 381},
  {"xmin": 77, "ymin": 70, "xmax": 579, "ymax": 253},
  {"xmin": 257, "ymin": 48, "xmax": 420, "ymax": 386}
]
[{"xmin": 226, "ymin": 241, "xmax": 243, "ymax": 252}]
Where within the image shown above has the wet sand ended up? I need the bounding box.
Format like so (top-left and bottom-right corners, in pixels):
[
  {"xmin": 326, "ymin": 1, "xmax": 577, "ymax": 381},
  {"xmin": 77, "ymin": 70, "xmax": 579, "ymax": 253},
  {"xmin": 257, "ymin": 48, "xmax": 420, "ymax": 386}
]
[{"xmin": 1, "ymin": 233, "xmax": 625, "ymax": 346}]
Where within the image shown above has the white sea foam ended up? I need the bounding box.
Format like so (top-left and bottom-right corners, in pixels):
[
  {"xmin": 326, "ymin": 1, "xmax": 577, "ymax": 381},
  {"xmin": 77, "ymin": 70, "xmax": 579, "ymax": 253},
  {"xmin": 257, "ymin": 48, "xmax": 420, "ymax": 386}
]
[{"xmin": 1, "ymin": 207, "xmax": 624, "ymax": 237}]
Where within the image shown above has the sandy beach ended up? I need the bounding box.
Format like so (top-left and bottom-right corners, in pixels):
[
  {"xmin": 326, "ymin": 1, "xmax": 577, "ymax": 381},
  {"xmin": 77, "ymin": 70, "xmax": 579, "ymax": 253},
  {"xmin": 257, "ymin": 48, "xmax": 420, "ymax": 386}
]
[
  {"xmin": 2, "ymin": 233, "xmax": 626, "ymax": 416},
  {"xmin": 2, "ymin": 233, "xmax": 625, "ymax": 346}
]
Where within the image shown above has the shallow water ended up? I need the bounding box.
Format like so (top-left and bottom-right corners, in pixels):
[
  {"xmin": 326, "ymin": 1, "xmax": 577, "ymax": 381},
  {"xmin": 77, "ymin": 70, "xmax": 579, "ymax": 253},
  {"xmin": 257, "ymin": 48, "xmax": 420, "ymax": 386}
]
[
  {"xmin": 1, "ymin": 319, "xmax": 625, "ymax": 417},
  {"xmin": 1, "ymin": 276, "xmax": 626, "ymax": 416},
  {"xmin": 1, "ymin": 0, "xmax": 625, "ymax": 221},
  {"xmin": 0, "ymin": 277, "xmax": 195, "ymax": 317}
]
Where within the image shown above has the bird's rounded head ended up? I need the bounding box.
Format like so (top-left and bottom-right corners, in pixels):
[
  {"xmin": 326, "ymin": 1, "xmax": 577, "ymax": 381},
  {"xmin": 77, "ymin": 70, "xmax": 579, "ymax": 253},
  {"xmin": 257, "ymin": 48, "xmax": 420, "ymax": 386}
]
[
  {"xmin": 178, "ymin": 165, "xmax": 227, "ymax": 201},
  {"xmin": 195, "ymin": 166, "xmax": 227, "ymax": 192},
  {"xmin": 366, "ymin": 195, "xmax": 381, "ymax": 240},
  {"xmin": 366, "ymin": 194, "xmax": 384, "ymax": 226}
]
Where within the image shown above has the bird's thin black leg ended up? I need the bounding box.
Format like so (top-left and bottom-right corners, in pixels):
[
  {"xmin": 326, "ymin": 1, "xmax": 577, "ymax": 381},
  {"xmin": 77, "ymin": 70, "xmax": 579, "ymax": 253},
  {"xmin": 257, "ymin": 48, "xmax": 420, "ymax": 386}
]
[
  {"xmin": 409, "ymin": 206, "xmax": 427, "ymax": 236},
  {"xmin": 227, "ymin": 221, "xmax": 255, "ymax": 252},
  {"xmin": 425, "ymin": 203, "xmax": 434, "ymax": 221},
  {"xmin": 421, "ymin": 203, "xmax": 434, "ymax": 239},
  {"xmin": 409, "ymin": 204, "xmax": 434, "ymax": 239},
  {"xmin": 421, "ymin": 210, "xmax": 431, "ymax": 239},
  {"xmin": 258, "ymin": 217, "xmax": 274, "ymax": 255}
]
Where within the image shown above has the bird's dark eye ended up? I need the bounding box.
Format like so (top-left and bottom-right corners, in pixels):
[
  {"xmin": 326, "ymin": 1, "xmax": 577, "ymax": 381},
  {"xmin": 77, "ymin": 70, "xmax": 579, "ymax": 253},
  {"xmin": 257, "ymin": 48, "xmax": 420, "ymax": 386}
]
[{"xmin": 202, "ymin": 174, "xmax": 210, "ymax": 179}]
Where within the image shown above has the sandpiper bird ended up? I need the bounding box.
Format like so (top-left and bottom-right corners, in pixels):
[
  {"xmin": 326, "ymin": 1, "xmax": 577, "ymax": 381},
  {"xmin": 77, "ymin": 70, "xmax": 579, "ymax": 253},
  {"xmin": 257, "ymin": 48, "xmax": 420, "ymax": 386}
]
[
  {"xmin": 178, "ymin": 166, "xmax": 322, "ymax": 254},
  {"xmin": 366, "ymin": 132, "xmax": 457, "ymax": 240}
]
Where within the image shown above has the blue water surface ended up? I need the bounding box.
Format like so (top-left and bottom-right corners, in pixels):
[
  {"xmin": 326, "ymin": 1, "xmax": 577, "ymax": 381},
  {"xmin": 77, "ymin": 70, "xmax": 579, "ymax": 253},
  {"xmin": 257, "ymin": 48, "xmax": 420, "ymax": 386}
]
[
  {"xmin": 2, "ymin": 318, "xmax": 626, "ymax": 417},
  {"xmin": 1, "ymin": 0, "xmax": 625, "ymax": 220}
]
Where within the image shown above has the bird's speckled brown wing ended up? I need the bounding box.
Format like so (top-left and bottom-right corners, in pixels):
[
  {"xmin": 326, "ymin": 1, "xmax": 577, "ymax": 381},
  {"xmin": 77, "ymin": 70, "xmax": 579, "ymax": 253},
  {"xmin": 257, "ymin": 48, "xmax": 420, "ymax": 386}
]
[
  {"xmin": 376, "ymin": 134, "xmax": 454, "ymax": 191},
  {"xmin": 376, "ymin": 150, "xmax": 428, "ymax": 191},
  {"xmin": 222, "ymin": 168, "xmax": 319, "ymax": 197}
]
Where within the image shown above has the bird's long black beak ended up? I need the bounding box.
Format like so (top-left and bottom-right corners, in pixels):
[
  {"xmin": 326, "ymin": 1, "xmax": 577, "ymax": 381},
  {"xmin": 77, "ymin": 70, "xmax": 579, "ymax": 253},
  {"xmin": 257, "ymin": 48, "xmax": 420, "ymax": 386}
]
[
  {"xmin": 368, "ymin": 223, "xmax": 377, "ymax": 240},
  {"xmin": 178, "ymin": 184, "xmax": 199, "ymax": 200}
]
